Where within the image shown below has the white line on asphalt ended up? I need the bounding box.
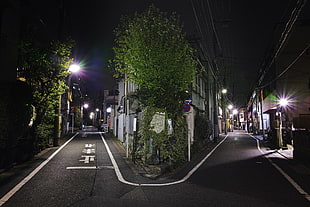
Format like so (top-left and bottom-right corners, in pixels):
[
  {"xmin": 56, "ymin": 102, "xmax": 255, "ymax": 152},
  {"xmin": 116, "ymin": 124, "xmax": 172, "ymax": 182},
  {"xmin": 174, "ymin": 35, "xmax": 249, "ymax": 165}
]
[
  {"xmin": 100, "ymin": 133, "xmax": 229, "ymax": 187},
  {"xmin": 249, "ymin": 134, "xmax": 310, "ymax": 202},
  {"xmin": 66, "ymin": 166, "xmax": 97, "ymax": 170},
  {"xmin": 0, "ymin": 133, "xmax": 79, "ymax": 206},
  {"xmin": 65, "ymin": 165, "xmax": 115, "ymax": 170}
]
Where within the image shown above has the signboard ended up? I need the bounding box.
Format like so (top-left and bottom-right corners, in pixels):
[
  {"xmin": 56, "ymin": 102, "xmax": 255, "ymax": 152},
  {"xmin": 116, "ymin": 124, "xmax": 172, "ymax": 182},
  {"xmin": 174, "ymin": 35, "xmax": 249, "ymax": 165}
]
[
  {"xmin": 70, "ymin": 106, "xmax": 75, "ymax": 115},
  {"xmin": 184, "ymin": 98, "xmax": 192, "ymax": 104},
  {"xmin": 183, "ymin": 104, "xmax": 191, "ymax": 112},
  {"xmin": 239, "ymin": 112, "xmax": 244, "ymax": 122},
  {"xmin": 150, "ymin": 112, "xmax": 165, "ymax": 134}
]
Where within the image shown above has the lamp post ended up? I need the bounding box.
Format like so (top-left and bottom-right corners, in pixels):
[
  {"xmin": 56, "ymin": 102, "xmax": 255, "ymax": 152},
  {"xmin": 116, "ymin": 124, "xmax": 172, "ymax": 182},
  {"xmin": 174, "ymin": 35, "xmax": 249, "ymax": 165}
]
[
  {"xmin": 227, "ymin": 104, "xmax": 233, "ymax": 132},
  {"xmin": 233, "ymin": 109, "xmax": 238, "ymax": 129},
  {"xmin": 54, "ymin": 63, "xmax": 80, "ymax": 146},
  {"xmin": 81, "ymin": 103, "xmax": 89, "ymax": 129},
  {"xmin": 96, "ymin": 108, "xmax": 100, "ymax": 119},
  {"xmin": 222, "ymin": 89, "xmax": 227, "ymax": 134},
  {"xmin": 90, "ymin": 112, "xmax": 95, "ymax": 126},
  {"xmin": 68, "ymin": 64, "xmax": 80, "ymax": 133},
  {"xmin": 277, "ymin": 98, "xmax": 288, "ymax": 149}
]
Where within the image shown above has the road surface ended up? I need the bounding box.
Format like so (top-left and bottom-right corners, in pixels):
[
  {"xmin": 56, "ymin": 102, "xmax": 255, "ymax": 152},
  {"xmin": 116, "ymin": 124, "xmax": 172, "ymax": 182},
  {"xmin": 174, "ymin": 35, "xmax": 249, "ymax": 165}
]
[{"xmin": 1, "ymin": 130, "xmax": 309, "ymax": 206}]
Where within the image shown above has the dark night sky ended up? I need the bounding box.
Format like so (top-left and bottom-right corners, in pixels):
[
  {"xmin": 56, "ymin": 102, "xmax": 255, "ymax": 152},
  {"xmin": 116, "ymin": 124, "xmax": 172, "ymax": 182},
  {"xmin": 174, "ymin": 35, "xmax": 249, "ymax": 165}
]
[{"xmin": 27, "ymin": 0, "xmax": 310, "ymax": 107}]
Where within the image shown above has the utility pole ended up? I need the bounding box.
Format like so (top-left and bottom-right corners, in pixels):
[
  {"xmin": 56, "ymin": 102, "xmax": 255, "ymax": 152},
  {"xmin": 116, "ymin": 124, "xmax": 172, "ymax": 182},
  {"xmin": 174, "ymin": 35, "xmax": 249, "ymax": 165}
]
[
  {"xmin": 276, "ymin": 110, "xmax": 283, "ymax": 149},
  {"xmin": 259, "ymin": 89, "xmax": 265, "ymax": 139},
  {"xmin": 125, "ymin": 74, "xmax": 129, "ymax": 158},
  {"xmin": 54, "ymin": 95, "xmax": 61, "ymax": 146},
  {"xmin": 54, "ymin": 0, "xmax": 65, "ymax": 146}
]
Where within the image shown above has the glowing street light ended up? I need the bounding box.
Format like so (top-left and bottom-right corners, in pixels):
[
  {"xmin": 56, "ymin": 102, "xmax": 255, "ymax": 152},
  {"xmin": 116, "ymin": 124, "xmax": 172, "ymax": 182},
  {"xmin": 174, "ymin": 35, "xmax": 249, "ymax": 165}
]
[
  {"xmin": 221, "ymin": 89, "xmax": 228, "ymax": 134},
  {"xmin": 90, "ymin": 112, "xmax": 94, "ymax": 119},
  {"xmin": 83, "ymin": 103, "xmax": 89, "ymax": 109},
  {"xmin": 69, "ymin": 63, "xmax": 81, "ymax": 73},
  {"xmin": 277, "ymin": 97, "xmax": 289, "ymax": 149},
  {"xmin": 106, "ymin": 107, "xmax": 112, "ymax": 113},
  {"xmin": 67, "ymin": 63, "xmax": 81, "ymax": 133},
  {"xmin": 279, "ymin": 98, "xmax": 288, "ymax": 107},
  {"xmin": 233, "ymin": 109, "xmax": 238, "ymax": 115}
]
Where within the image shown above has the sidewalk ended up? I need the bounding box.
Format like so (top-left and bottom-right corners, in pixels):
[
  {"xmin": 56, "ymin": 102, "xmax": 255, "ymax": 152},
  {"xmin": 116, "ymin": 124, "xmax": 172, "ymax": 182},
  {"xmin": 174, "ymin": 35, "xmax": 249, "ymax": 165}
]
[{"xmin": 252, "ymin": 133, "xmax": 294, "ymax": 159}]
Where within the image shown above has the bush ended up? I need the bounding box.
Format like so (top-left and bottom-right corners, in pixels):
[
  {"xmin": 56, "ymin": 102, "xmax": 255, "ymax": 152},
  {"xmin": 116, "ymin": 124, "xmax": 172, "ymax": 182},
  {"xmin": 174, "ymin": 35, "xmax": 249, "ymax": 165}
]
[
  {"xmin": 192, "ymin": 112, "xmax": 212, "ymax": 153},
  {"xmin": 137, "ymin": 106, "xmax": 188, "ymax": 168}
]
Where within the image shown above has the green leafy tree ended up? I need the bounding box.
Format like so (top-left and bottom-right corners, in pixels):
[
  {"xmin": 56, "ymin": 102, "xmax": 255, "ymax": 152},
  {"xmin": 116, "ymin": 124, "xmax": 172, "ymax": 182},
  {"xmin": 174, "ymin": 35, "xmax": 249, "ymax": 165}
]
[
  {"xmin": 112, "ymin": 5, "xmax": 197, "ymax": 166},
  {"xmin": 18, "ymin": 39, "xmax": 74, "ymax": 152},
  {"xmin": 112, "ymin": 5, "xmax": 197, "ymax": 113}
]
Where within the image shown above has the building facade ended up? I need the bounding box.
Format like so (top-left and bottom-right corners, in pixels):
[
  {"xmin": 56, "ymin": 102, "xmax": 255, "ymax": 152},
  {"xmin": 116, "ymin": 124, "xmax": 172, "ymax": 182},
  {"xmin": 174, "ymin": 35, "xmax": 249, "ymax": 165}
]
[{"xmin": 248, "ymin": 21, "xmax": 310, "ymax": 160}]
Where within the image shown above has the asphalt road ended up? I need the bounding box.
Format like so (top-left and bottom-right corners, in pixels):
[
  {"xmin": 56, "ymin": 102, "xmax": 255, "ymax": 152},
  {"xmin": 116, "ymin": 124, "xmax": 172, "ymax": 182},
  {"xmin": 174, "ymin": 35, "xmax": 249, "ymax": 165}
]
[{"xmin": 1, "ymin": 130, "xmax": 309, "ymax": 207}]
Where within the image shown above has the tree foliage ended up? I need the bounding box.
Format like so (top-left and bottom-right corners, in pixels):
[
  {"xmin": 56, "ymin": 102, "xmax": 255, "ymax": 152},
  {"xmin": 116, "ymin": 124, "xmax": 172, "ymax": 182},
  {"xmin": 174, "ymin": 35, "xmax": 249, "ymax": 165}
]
[
  {"xmin": 18, "ymin": 39, "xmax": 74, "ymax": 150},
  {"xmin": 112, "ymin": 5, "xmax": 197, "ymax": 113},
  {"xmin": 112, "ymin": 6, "xmax": 196, "ymax": 167}
]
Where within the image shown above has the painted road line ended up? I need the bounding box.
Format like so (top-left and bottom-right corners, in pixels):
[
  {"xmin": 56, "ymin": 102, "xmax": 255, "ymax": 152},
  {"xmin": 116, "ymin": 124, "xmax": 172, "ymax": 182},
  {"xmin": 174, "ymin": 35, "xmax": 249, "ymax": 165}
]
[
  {"xmin": 0, "ymin": 133, "xmax": 79, "ymax": 206},
  {"xmin": 85, "ymin": 144, "xmax": 95, "ymax": 148},
  {"xmin": 82, "ymin": 148, "xmax": 95, "ymax": 154},
  {"xmin": 249, "ymin": 134, "xmax": 310, "ymax": 202},
  {"xmin": 66, "ymin": 166, "xmax": 97, "ymax": 170},
  {"xmin": 79, "ymin": 155, "xmax": 95, "ymax": 164},
  {"xmin": 66, "ymin": 166, "xmax": 114, "ymax": 170},
  {"xmin": 100, "ymin": 133, "xmax": 229, "ymax": 187}
]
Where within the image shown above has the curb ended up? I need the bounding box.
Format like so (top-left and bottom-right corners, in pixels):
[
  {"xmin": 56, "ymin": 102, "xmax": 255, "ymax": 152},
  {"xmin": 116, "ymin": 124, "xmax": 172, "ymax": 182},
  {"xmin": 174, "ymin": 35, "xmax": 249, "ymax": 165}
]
[{"xmin": 108, "ymin": 133, "xmax": 228, "ymax": 181}]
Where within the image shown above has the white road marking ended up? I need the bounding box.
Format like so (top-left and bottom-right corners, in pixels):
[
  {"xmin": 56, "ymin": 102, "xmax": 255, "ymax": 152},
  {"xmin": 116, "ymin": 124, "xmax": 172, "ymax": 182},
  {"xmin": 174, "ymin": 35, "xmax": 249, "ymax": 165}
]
[
  {"xmin": 65, "ymin": 166, "xmax": 114, "ymax": 170},
  {"xmin": 82, "ymin": 148, "xmax": 95, "ymax": 154},
  {"xmin": 66, "ymin": 166, "xmax": 97, "ymax": 170},
  {"xmin": 99, "ymin": 133, "xmax": 229, "ymax": 187},
  {"xmin": 0, "ymin": 133, "xmax": 79, "ymax": 206},
  {"xmin": 79, "ymin": 155, "xmax": 95, "ymax": 163},
  {"xmin": 100, "ymin": 166, "xmax": 114, "ymax": 169},
  {"xmin": 249, "ymin": 134, "xmax": 310, "ymax": 202},
  {"xmin": 85, "ymin": 144, "xmax": 95, "ymax": 148}
]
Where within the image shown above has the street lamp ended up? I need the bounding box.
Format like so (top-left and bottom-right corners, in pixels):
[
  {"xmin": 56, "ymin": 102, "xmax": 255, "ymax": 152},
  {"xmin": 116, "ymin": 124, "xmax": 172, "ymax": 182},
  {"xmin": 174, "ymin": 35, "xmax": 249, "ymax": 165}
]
[
  {"xmin": 54, "ymin": 63, "xmax": 81, "ymax": 146},
  {"xmin": 81, "ymin": 103, "xmax": 89, "ymax": 128},
  {"xmin": 68, "ymin": 63, "xmax": 80, "ymax": 133},
  {"xmin": 277, "ymin": 98, "xmax": 288, "ymax": 149},
  {"xmin": 89, "ymin": 112, "xmax": 94, "ymax": 126},
  {"xmin": 221, "ymin": 89, "xmax": 228, "ymax": 134},
  {"xmin": 69, "ymin": 63, "xmax": 81, "ymax": 73},
  {"xmin": 83, "ymin": 103, "xmax": 89, "ymax": 109},
  {"xmin": 106, "ymin": 107, "xmax": 112, "ymax": 113},
  {"xmin": 233, "ymin": 109, "xmax": 238, "ymax": 115},
  {"xmin": 279, "ymin": 98, "xmax": 288, "ymax": 107},
  {"xmin": 96, "ymin": 108, "xmax": 100, "ymax": 120}
]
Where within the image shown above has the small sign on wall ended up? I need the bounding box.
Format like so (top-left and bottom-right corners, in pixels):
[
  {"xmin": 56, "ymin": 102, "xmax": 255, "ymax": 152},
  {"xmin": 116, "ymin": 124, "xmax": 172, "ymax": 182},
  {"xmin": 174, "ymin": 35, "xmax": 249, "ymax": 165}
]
[{"xmin": 150, "ymin": 112, "xmax": 165, "ymax": 133}]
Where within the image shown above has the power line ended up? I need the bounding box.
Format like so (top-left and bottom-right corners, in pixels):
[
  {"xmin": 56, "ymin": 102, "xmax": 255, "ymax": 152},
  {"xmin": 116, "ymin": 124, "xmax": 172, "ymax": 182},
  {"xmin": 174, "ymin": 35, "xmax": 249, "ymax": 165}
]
[
  {"xmin": 190, "ymin": 0, "xmax": 219, "ymax": 80},
  {"xmin": 258, "ymin": 44, "xmax": 310, "ymax": 89},
  {"xmin": 257, "ymin": 0, "xmax": 308, "ymax": 87},
  {"xmin": 205, "ymin": 0, "xmax": 223, "ymax": 55}
]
